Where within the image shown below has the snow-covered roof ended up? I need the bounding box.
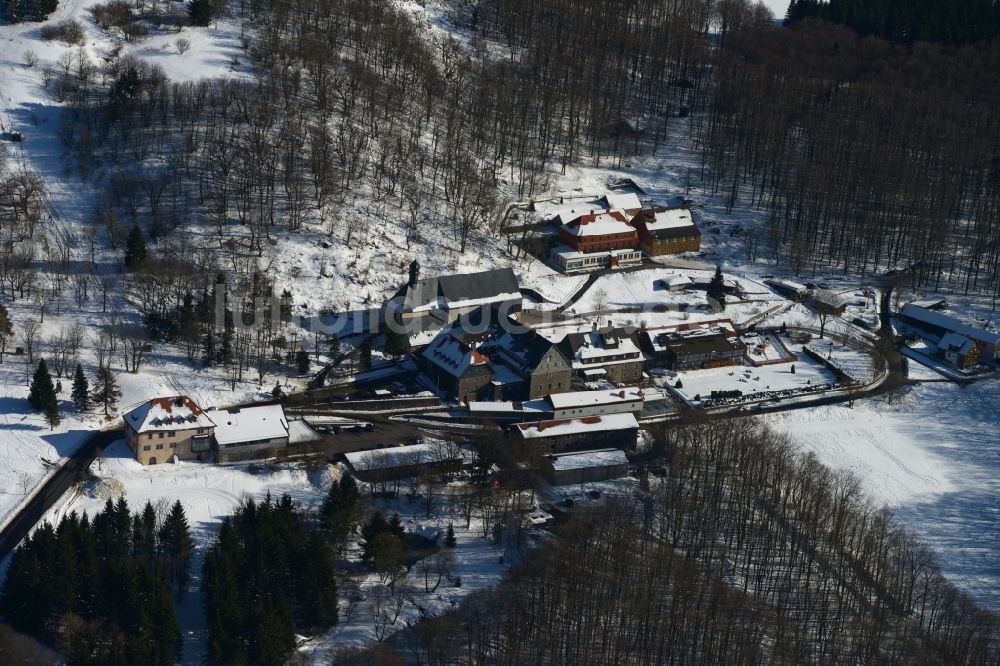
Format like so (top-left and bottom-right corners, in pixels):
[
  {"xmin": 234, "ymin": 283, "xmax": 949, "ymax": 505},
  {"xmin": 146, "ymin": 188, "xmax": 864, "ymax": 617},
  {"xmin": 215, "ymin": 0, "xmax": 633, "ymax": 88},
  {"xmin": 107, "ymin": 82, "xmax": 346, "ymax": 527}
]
[
  {"xmin": 656, "ymin": 274, "xmax": 693, "ymax": 288},
  {"xmin": 938, "ymin": 332, "xmax": 973, "ymax": 355},
  {"xmin": 213, "ymin": 404, "xmax": 289, "ymax": 447},
  {"xmin": 902, "ymin": 304, "xmax": 1000, "ymax": 345},
  {"xmin": 600, "ymin": 192, "xmax": 642, "ymax": 211},
  {"xmin": 643, "ymin": 208, "xmax": 696, "ymax": 232},
  {"xmin": 766, "ymin": 278, "xmax": 809, "ymax": 293},
  {"xmin": 489, "ymin": 363, "xmax": 524, "ymax": 386},
  {"xmin": 546, "ymin": 205, "xmax": 608, "ymax": 226},
  {"xmin": 124, "ymin": 396, "xmax": 215, "ymax": 434},
  {"xmin": 563, "ymin": 328, "xmax": 643, "ymax": 365},
  {"xmin": 548, "ymin": 448, "xmax": 629, "ymax": 471},
  {"xmin": 561, "ymin": 211, "xmax": 635, "ymax": 238},
  {"xmin": 288, "ymin": 419, "xmax": 322, "ymax": 444},
  {"xmin": 547, "ymin": 388, "xmax": 644, "ymax": 410},
  {"xmin": 515, "ymin": 413, "xmax": 639, "ymax": 439},
  {"xmin": 344, "ymin": 443, "xmax": 463, "ymax": 472},
  {"xmin": 390, "ymin": 268, "xmax": 521, "ymax": 315},
  {"xmin": 552, "ymin": 245, "xmax": 643, "ymax": 261},
  {"xmin": 422, "ymin": 333, "xmax": 491, "ymax": 378}
]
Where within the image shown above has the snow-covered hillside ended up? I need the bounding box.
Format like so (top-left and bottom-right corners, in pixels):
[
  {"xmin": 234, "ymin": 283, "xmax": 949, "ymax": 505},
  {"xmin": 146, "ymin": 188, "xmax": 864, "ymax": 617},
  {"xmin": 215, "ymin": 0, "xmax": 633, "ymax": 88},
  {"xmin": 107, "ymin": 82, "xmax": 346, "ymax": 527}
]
[{"xmin": 769, "ymin": 380, "xmax": 1000, "ymax": 609}]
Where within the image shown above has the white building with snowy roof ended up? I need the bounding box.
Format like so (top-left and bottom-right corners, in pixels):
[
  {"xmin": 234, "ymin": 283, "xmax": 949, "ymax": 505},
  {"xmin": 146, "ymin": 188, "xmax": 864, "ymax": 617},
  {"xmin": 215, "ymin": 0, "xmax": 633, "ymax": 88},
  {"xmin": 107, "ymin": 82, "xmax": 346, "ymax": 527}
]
[
  {"xmin": 213, "ymin": 403, "xmax": 291, "ymax": 463},
  {"xmin": 123, "ymin": 396, "xmax": 216, "ymax": 465},
  {"xmin": 545, "ymin": 388, "xmax": 645, "ymax": 419},
  {"xmin": 599, "ymin": 192, "xmax": 643, "ymax": 215}
]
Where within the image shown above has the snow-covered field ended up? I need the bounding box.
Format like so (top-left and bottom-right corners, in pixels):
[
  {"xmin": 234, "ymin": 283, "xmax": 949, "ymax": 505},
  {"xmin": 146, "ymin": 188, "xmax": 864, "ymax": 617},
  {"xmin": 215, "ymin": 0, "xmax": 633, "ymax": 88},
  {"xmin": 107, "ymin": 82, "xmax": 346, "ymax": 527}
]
[{"xmin": 768, "ymin": 380, "xmax": 1000, "ymax": 610}]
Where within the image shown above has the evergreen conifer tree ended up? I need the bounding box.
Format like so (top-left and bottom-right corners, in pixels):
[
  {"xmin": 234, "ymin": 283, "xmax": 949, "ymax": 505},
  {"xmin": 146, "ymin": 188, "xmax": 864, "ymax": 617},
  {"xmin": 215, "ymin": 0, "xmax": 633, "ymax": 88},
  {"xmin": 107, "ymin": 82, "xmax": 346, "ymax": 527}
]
[
  {"xmin": 159, "ymin": 500, "xmax": 194, "ymax": 595},
  {"xmin": 444, "ymin": 522, "xmax": 457, "ymax": 548},
  {"xmin": 91, "ymin": 365, "xmax": 122, "ymax": 417},
  {"xmin": 360, "ymin": 511, "xmax": 390, "ymax": 560},
  {"xmin": 202, "ymin": 331, "xmax": 216, "ymax": 366},
  {"xmin": 28, "ymin": 359, "xmax": 57, "ymax": 416},
  {"xmin": 124, "ymin": 224, "xmax": 147, "ymax": 269},
  {"xmin": 384, "ymin": 327, "xmax": 411, "ymax": 359},
  {"xmin": 707, "ymin": 265, "xmax": 727, "ymax": 308},
  {"xmin": 358, "ymin": 337, "xmax": 373, "ymax": 371},
  {"xmin": 0, "ymin": 303, "xmax": 12, "ymax": 363},
  {"xmin": 187, "ymin": 0, "xmax": 213, "ymax": 26},
  {"xmin": 327, "ymin": 333, "xmax": 340, "ymax": 357},
  {"xmin": 295, "ymin": 349, "xmax": 310, "ymax": 375},
  {"xmin": 72, "ymin": 363, "xmax": 90, "ymax": 411},
  {"xmin": 321, "ymin": 475, "xmax": 361, "ymax": 544}
]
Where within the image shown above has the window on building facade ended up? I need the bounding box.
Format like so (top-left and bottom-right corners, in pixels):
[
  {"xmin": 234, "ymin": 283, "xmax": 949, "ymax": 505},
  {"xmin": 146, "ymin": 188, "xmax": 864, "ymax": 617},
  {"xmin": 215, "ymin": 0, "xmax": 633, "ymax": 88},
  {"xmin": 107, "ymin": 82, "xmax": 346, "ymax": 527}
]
[
  {"xmin": 143, "ymin": 445, "xmax": 150, "ymax": 451},
  {"xmin": 156, "ymin": 444, "xmax": 164, "ymax": 450}
]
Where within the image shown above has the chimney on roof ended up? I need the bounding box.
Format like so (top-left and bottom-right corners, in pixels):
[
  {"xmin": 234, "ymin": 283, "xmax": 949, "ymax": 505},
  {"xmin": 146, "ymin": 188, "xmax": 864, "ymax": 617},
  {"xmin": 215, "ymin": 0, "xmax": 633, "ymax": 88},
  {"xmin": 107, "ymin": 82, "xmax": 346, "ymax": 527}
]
[
  {"xmin": 408, "ymin": 259, "xmax": 420, "ymax": 286},
  {"xmin": 592, "ymin": 321, "xmax": 598, "ymax": 331}
]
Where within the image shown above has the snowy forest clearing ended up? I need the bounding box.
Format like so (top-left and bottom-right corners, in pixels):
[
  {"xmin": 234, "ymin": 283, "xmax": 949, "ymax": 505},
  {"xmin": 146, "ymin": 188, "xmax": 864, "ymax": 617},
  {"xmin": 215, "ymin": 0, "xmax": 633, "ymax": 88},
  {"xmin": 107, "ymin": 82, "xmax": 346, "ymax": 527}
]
[{"xmin": 769, "ymin": 380, "xmax": 1000, "ymax": 609}]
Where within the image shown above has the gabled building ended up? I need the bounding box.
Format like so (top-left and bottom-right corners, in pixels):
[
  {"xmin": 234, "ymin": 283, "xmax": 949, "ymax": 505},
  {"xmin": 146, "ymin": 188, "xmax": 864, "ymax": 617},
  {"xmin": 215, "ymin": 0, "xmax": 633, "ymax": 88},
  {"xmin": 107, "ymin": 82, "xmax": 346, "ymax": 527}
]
[
  {"xmin": 419, "ymin": 330, "xmax": 495, "ymax": 403},
  {"xmin": 599, "ymin": 192, "xmax": 643, "ymax": 216},
  {"xmin": 386, "ymin": 264, "xmax": 522, "ymax": 332},
  {"xmin": 124, "ymin": 396, "xmax": 215, "ymax": 466},
  {"xmin": 559, "ymin": 325, "xmax": 646, "ymax": 384},
  {"xmin": 937, "ymin": 333, "xmax": 980, "ymax": 369},
  {"xmin": 901, "ymin": 303, "xmax": 999, "ymax": 361},
  {"xmin": 544, "ymin": 449, "xmax": 630, "ymax": 486},
  {"xmin": 629, "ymin": 206, "xmax": 701, "ymax": 256},
  {"xmin": 418, "ymin": 306, "xmax": 572, "ymax": 402},
  {"xmin": 344, "ymin": 442, "xmax": 466, "ymax": 484},
  {"xmin": 558, "ymin": 211, "xmax": 637, "ymax": 254},
  {"xmin": 550, "ymin": 205, "xmax": 644, "ymax": 272},
  {"xmin": 641, "ymin": 320, "xmax": 745, "ymax": 370}
]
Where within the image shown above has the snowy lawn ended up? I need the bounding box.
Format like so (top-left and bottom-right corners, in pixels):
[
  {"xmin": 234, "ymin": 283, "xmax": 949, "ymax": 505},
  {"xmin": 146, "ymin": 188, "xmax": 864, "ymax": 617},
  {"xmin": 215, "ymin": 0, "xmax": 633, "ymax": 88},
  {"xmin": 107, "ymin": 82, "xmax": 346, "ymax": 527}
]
[
  {"xmin": 767, "ymin": 380, "xmax": 1000, "ymax": 610},
  {"xmin": 802, "ymin": 338, "xmax": 877, "ymax": 383}
]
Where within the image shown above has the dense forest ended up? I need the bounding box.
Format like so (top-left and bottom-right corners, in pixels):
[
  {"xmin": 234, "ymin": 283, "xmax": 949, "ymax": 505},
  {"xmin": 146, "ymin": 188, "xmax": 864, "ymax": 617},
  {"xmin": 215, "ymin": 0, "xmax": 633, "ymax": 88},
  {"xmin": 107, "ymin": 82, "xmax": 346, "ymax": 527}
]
[
  {"xmin": 10, "ymin": 0, "xmax": 992, "ymax": 330},
  {"xmin": 786, "ymin": 0, "xmax": 1000, "ymax": 46},
  {"xmin": 0, "ymin": 498, "xmax": 192, "ymax": 665},
  {"xmin": 704, "ymin": 19, "xmax": 1000, "ymax": 296},
  {"xmin": 339, "ymin": 420, "xmax": 999, "ymax": 664},
  {"xmin": 0, "ymin": 0, "xmax": 59, "ymax": 22},
  {"xmin": 202, "ymin": 493, "xmax": 339, "ymax": 666}
]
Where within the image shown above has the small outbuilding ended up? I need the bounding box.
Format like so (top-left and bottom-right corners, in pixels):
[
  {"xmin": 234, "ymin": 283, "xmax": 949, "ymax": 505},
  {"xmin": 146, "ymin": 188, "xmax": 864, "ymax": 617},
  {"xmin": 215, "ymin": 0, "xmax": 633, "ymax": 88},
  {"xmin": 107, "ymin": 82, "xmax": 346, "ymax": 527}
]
[
  {"xmin": 343, "ymin": 442, "xmax": 465, "ymax": 483},
  {"xmin": 544, "ymin": 448, "xmax": 629, "ymax": 485}
]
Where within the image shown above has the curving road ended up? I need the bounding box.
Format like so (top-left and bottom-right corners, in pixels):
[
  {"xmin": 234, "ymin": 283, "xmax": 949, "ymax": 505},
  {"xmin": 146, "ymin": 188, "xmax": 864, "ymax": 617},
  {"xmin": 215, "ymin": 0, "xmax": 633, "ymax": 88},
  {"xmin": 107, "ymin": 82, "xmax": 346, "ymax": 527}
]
[{"xmin": 0, "ymin": 427, "xmax": 122, "ymax": 560}]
